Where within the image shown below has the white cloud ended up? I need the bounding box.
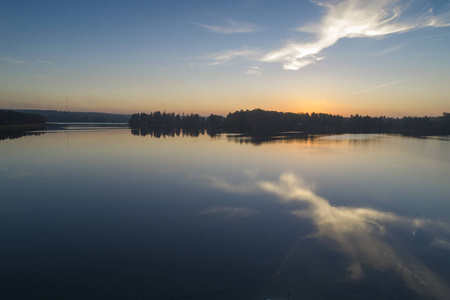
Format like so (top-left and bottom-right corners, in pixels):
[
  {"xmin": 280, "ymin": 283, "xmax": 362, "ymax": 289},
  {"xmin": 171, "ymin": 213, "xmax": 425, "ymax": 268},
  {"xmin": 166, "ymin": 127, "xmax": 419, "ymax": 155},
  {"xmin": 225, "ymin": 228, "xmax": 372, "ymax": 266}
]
[
  {"xmin": 246, "ymin": 65, "xmax": 261, "ymax": 76},
  {"xmin": 263, "ymin": 0, "xmax": 450, "ymax": 70},
  {"xmin": 197, "ymin": 19, "xmax": 265, "ymax": 34},
  {"xmin": 352, "ymin": 78, "xmax": 414, "ymax": 94},
  {"xmin": 203, "ymin": 175, "xmax": 258, "ymax": 194},
  {"xmin": 366, "ymin": 44, "xmax": 406, "ymax": 56},
  {"xmin": 3, "ymin": 57, "xmax": 27, "ymax": 64},
  {"xmin": 206, "ymin": 48, "xmax": 259, "ymax": 66}
]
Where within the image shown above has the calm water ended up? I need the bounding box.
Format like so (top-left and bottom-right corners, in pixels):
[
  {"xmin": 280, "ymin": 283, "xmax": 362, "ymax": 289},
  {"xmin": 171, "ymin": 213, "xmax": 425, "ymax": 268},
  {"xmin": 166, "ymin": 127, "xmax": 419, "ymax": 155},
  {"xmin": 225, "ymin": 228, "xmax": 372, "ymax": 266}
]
[{"xmin": 1, "ymin": 126, "xmax": 450, "ymax": 299}]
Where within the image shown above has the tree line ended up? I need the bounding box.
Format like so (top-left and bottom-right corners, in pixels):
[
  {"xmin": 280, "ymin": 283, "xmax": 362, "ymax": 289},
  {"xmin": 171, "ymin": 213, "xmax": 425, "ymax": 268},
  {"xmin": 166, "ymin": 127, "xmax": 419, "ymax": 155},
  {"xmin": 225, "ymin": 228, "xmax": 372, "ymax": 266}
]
[
  {"xmin": 15, "ymin": 110, "xmax": 130, "ymax": 123},
  {"xmin": 130, "ymin": 109, "xmax": 450, "ymax": 135},
  {"xmin": 129, "ymin": 111, "xmax": 225, "ymax": 129},
  {"xmin": 0, "ymin": 110, "xmax": 46, "ymax": 126}
]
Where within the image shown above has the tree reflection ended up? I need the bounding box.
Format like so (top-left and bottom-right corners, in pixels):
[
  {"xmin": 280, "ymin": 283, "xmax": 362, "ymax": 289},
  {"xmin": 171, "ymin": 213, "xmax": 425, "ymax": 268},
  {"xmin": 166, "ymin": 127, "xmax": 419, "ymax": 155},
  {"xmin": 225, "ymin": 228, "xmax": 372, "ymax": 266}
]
[
  {"xmin": 0, "ymin": 130, "xmax": 45, "ymax": 142},
  {"xmin": 226, "ymin": 132, "xmax": 318, "ymax": 146},
  {"xmin": 130, "ymin": 127, "xmax": 327, "ymax": 145},
  {"xmin": 131, "ymin": 127, "xmax": 212, "ymax": 138}
]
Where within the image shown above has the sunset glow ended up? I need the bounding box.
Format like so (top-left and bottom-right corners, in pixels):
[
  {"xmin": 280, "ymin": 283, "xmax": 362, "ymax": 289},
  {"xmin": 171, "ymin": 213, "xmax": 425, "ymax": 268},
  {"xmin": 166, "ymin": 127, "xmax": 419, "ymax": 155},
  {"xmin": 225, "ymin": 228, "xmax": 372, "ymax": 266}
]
[{"xmin": 1, "ymin": 0, "xmax": 449, "ymax": 116}]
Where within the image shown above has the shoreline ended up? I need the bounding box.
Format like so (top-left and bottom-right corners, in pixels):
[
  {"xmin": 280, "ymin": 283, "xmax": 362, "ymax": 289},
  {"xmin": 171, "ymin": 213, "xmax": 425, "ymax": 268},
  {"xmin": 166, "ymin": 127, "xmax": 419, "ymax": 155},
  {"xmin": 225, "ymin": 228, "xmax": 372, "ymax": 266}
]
[{"xmin": 0, "ymin": 123, "xmax": 47, "ymax": 131}]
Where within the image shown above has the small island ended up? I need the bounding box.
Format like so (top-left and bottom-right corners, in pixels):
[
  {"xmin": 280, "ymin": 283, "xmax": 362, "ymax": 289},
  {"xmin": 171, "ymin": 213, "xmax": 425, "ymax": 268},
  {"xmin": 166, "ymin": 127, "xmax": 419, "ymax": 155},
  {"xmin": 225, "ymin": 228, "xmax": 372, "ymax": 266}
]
[{"xmin": 129, "ymin": 109, "xmax": 450, "ymax": 136}]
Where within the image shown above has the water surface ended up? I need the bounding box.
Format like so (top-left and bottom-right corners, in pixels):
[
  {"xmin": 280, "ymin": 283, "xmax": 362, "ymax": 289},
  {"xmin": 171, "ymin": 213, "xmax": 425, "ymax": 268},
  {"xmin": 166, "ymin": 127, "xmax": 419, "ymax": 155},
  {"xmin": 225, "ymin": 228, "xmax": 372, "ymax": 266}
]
[{"xmin": 1, "ymin": 126, "xmax": 450, "ymax": 299}]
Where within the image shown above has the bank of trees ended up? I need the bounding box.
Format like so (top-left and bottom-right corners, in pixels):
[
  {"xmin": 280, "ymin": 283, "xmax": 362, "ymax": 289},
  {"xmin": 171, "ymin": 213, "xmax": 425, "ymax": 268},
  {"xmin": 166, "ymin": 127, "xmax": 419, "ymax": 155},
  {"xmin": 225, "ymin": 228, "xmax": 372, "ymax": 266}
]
[
  {"xmin": 15, "ymin": 110, "xmax": 130, "ymax": 123},
  {"xmin": 130, "ymin": 109, "xmax": 450, "ymax": 135},
  {"xmin": 0, "ymin": 110, "xmax": 46, "ymax": 126},
  {"xmin": 129, "ymin": 111, "xmax": 225, "ymax": 129},
  {"xmin": 226, "ymin": 109, "xmax": 450, "ymax": 135}
]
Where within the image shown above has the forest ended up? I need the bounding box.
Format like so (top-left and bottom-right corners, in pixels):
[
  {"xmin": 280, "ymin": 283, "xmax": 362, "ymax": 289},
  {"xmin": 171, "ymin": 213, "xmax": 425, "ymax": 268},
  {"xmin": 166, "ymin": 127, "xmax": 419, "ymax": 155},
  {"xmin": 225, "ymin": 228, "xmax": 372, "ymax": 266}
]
[
  {"xmin": 0, "ymin": 110, "xmax": 46, "ymax": 127},
  {"xmin": 14, "ymin": 110, "xmax": 130, "ymax": 123},
  {"xmin": 129, "ymin": 109, "xmax": 450, "ymax": 135}
]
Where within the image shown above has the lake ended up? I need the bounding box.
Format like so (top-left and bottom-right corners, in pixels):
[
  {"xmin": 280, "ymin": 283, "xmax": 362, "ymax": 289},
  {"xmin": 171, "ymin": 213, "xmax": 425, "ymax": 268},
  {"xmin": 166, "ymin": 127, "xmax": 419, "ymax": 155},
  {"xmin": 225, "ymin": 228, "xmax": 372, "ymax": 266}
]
[{"xmin": 1, "ymin": 125, "xmax": 450, "ymax": 299}]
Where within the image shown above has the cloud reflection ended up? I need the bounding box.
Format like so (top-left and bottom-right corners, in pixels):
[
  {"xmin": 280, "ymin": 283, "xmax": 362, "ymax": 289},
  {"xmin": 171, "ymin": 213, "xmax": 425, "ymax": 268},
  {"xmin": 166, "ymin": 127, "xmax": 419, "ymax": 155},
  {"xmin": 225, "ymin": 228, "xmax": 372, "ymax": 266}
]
[
  {"xmin": 204, "ymin": 175, "xmax": 259, "ymax": 194},
  {"xmin": 200, "ymin": 206, "xmax": 258, "ymax": 219},
  {"xmin": 205, "ymin": 172, "xmax": 450, "ymax": 299},
  {"xmin": 259, "ymin": 172, "xmax": 450, "ymax": 299}
]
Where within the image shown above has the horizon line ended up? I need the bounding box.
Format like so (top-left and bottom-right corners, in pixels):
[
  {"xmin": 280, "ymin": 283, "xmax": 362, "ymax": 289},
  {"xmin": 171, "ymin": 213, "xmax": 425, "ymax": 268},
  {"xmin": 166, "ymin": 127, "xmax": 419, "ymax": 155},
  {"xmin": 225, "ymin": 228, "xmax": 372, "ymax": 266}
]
[{"xmin": 3, "ymin": 107, "xmax": 447, "ymax": 119}]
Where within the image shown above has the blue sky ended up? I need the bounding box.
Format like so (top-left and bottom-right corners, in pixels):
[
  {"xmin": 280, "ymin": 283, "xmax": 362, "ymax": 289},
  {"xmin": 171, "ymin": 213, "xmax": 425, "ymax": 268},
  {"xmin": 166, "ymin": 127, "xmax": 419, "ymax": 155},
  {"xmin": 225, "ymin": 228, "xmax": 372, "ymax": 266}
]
[{"xmin": 1, "ymin": 0, "xmax": 450, "ymax": 116}]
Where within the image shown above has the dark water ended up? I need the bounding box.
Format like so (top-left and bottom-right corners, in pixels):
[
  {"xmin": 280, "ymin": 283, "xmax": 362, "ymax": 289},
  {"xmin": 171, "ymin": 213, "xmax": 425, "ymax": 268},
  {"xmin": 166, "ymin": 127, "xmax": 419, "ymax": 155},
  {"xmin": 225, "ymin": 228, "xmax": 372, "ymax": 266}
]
[{"xmin": 1, "ymin": 126, "xmax": 450, "ymax": 299}]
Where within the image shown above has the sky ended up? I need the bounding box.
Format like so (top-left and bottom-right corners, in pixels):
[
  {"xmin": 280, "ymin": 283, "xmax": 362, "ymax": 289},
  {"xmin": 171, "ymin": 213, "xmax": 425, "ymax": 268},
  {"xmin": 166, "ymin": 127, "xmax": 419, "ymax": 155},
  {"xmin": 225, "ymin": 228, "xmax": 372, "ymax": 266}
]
[{"xmin": 0, "ymin": 0, "xmax": 449, "ymax": 117}]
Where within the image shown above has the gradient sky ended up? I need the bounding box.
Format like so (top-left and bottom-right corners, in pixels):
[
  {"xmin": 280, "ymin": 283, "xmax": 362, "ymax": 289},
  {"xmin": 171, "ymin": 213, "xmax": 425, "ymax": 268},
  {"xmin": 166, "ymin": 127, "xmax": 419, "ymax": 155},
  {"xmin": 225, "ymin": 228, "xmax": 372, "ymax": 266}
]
[{"xmin": 1, "ymin": 0, "xmax": 449, "ymax": 116}]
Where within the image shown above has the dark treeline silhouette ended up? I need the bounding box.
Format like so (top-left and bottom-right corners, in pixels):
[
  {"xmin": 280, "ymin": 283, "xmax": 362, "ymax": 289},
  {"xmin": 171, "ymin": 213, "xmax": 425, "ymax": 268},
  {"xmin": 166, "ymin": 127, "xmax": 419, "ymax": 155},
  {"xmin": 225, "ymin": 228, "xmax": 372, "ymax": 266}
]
[
  {"xmin": 129, "ymin": 111, "xmax": 225, "ymax": 129},
  {"xmin": 0, "ymin": 110, "xmax": 46, "ymax": 142},
  {"xmin": 226, "ymin": 109, "xmax": 450, "ymax": 135},
  {"xmin": 0, "ymin": 110, "xmax": 46, "ymax": 126},
  {"xmin": 130, "ymin": 109, "xmax": 450, "ymax": 135},
  {"xmin": 14, "ymin": 110, "xmax": 130, "ymax": 123}
]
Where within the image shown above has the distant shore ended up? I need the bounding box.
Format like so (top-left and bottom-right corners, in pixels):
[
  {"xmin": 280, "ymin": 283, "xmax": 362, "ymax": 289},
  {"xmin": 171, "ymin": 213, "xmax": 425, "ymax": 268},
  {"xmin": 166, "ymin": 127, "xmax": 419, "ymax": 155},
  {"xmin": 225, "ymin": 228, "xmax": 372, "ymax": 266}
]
[
  {"xmin": 130, "ymin": 109, "xmax": 450, "ymax": 136},
  {"xmin": 0, "ymin": 123, "xmax": 47, "ymax": 131}
]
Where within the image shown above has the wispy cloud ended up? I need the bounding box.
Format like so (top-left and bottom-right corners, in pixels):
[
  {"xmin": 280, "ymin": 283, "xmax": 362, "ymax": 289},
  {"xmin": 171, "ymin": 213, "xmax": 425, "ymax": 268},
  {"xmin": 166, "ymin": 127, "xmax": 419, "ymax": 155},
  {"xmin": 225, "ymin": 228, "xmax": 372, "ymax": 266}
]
[
  {"xmin": 37, "ymin": 60, "xmax": 54, "ymax": 65},
  {"xmin": 263, "ymin": 0, "xmax": 450, "ymax": 70},
  {"xmin": 409, "ymin": 52, "xmax": 449, "ymax": 57},
  {"xmin": 366, "ymin": 44, "xmax": 406, "ymax": 56},
  {"xmin": 352, "ymin": 78, "xmax": 414, "ymax": 94},
  {"xmin": 3, "ymin": 57, "xmax": 27, "ymax": 64},
  {"xmin": 410, "ymin": 30, "xmax": 450, "ymax": 42},
  {"xmin": 203, "ymin": 175, "xmax": 258, "ymax": 194},
  {"xmin": 246, "ymin": 65, "xmax": 262, "ymax": 76},
  {"xmin": 205, "ymin": 48, "xmax": 259, "ymax": 66},
  {"xmin": 197, "ymin": 19, "xmax": 265, "ymax": 34}
]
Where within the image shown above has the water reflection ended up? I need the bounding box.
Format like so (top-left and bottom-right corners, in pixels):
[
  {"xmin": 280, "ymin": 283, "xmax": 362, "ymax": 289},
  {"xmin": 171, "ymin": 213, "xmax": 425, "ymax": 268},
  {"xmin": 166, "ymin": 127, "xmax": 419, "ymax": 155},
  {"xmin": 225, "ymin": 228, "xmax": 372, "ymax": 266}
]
[
  {"xmin": 131, "ymin": 126, "xmax": 223, "ymax": 138},
  {"xmin": 0, "ymin": 130, "xmax": 45, "ymax": 141},
  {"xmin": 205, "ymin": 172, "xmax": 450, "ymax": 300},
  {"xmin": 130, "ymin": 127, "xmax": 324, "ymax": 145},
  {"xmin": 130, "ymin": 127, "xmax": 446, "ymax": 147},
  {"xmin": 226, "ymin": 132, "xmax": 314, "ymax": 146},
  {"xmin": 2, "ymin": 127, "xmax": 449, "ymax": 299},
  {"xmin": 199, "ymin": 206, "xmax": 259, "ymax": 219}
]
